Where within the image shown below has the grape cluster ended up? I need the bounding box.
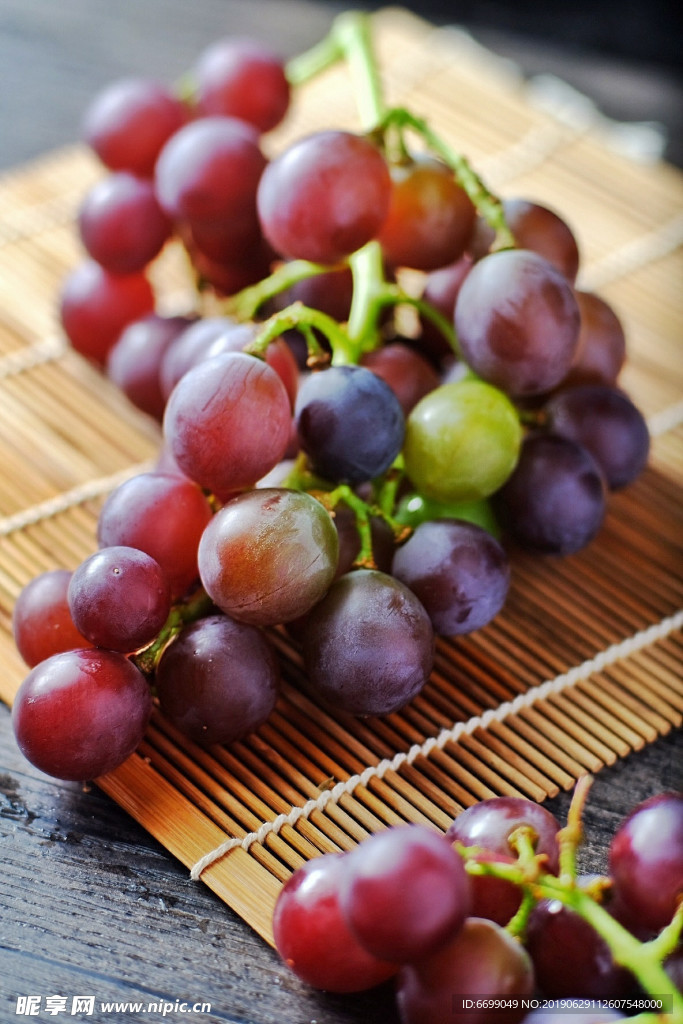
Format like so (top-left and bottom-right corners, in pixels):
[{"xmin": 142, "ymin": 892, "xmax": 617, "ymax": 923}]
[
  {"xmin": 11, "ymin": 14, "xmax": 652, "ymax": 785},
  {"xmin": 271, "ymin": 788, "xmax": 683, "ymax": 1020}
]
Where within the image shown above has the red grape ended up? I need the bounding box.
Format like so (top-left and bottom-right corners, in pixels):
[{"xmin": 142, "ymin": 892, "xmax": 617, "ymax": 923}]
[
  {"xmin": 78, "ymin": 171, "xmax": 172, "ymax": 275},
  {"xmin": 82, "ymin": 77, "xmax": 188, "ymax": 177},
  {"xmin": 12, "ymin": 649, "xmax": 152, "ymax": 781},
  {"xmin": 395, "ymin": 917, "xmax": 534, "ymax": 1024},
  {"xmin": 162, "ymin": 351, "xmax": 292, "ymax": 499},
  {"xmin": 446, "ymin": 796, "xmax": 562, "ymax": 873},
  {"xmin": 59, "ymin": 259, "xmax": 155, "ymax": 365},
  {"xmin": 608, "ymin": 791, "xmax": 683, "ymax": 933},
  {"xmin": 256, "ymin": 130, "xmax": 391, "ymax": 264},
  {"xmin": 272, "ymin": 853, "xmax": 398, "ymax": 993},
  {"xmin": 96, "ymin": 471, "xmax": 214, "ymax": 599},
  {"xmin": 106, "ymin": 313, "xmax": 194, "ymax": 420},
  {"xmin": 376, "ymin": 156, "xmax": 476, "ymax": 271},
  {"xmin": 12, "ymin": 569, "xmax": 93, "ymax": 667},
  {"xmin": 193, "ymin": 37, "xmax": 290, "ymax": 133},
  {"xmin": 338, "ymin": 824, "xmax": 471, "ymax": 962}
]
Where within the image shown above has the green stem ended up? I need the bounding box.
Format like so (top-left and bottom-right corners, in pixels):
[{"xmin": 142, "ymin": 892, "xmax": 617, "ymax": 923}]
[
  {"xmin": 378, "ymin": 108, "xmax": 515, "ymax": 250},
  {"xmin": 133, "ymin": 588, "xmax": 214, "ymax": 676},
  {"xmin": 345, "ymin": 241, "xmax": 389, "ymax": 356},
  {"xmin": 244, "ymin": 302, "xmax": 355, "ymax": 365},
  {"xmin": 224, "ymin": 259, "xmax": 333, "ymax": 321}
]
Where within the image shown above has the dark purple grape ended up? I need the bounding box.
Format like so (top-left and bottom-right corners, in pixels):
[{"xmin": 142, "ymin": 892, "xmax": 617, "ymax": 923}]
[
  {"xmin": 396, "ymin": 917, "xmax": 534, "ymax": 1024},
  {"xmin": 12, "ymin": 649, "xmax": 152, "ymax": 780},
  {"xmin": 300, "ymin": 569, "xmax": 434, "ymax": 717},
  {"xmin": 361, "ymin": 342, "xmax": 441, "ymax": 416},
  {"xmin": 338, "ymin": 824, "xmax": 471, "ymax": 962},
  {"xmin": 542, "ymin": 385, "xmax": 650, "ymax": 489},
  {"xmin": 294, "ymin": 364, "xmax": 405, "ymax": 484},
  {"xmin": 525, "ymin": 897, "xmax": 635, "ymax": 997},
  {"xmin": 454, "ymin": 248, "xmax": 580, "ymax": 396},
  {"xmin": 608, "ymin": 791, "xmax": 683, "ymax": 933},
  {"xmin": 565, "ymin": 290, "xmax": 627, "ymax": 387},
  {"xmin": 155, "ymin": 614, "xmax": 279, "ymax": 746},
  {"xmin": 272, "ymin": 853, "xmax": 398, "ymax": 993},
  {"xmin": 493, "ymin": 434, "xmax": 607, "ymax": 555},
  {"xmin": 391, "ymin": 519, "xmax": 510, "ymax": 635},
  {"xmin": 68, "ymin": 546, "xmax": 171, "ymax": 653},
  {"xmin": 446, "ymin": 796, "xmax": 562, "ymax": 873}
]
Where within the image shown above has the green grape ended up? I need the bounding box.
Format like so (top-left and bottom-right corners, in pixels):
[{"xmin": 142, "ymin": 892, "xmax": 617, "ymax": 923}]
[
  {"xmin": 394, "ymin": 492, "xmax": 501, "ymax": 537},
  {"xmin": 402, "ymin": 379, "xmax": 522, "ymax": 503}
]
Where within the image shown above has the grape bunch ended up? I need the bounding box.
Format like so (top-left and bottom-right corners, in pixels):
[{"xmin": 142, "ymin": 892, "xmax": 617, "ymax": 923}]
[
  {"xmin": 271, "ymin": 786, "xmax": 683, "ymax": 1020},
  {"xmin": 11, "ymin": 12, "xmax": 651, "ymax": 785}
]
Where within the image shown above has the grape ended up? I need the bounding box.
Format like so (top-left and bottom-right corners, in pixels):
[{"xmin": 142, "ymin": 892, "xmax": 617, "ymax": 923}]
[
  {"xmin": 158, "ymin": 315, "xmax": 238, "ymax": 400},
  {"xmin": 608, "ymin": 791, "xmax": 683, "ymax": 933},
  {"xmin": 59, "ymin": 259, "xmax": 155, "ymax": 365},
  {"xmin": 376, "ymin": 155, "xmax": 476, "ymax": 271},
  {"xmin": 395, "ymin": 917, "xmax": 534, "ymax": 1024},
  {"xmin": 361, "ymin": 341, "xmax": 441, "ymax": 415},
  {"xmin": 332, "ymin": 504, "xmax": 395, "ymax": 578},
  {"xmin": 338, "ymin": 824, "xmax": 471, "ymax": 962},
  {"xmin": 155, "ymin": 614, "xmax": 280, "ymax": 746},
  {"xmin": 198, "ymin": 488, "xmax": 339, "ymax": 626},
  {"xmin": 203, "ymin": 323, "xmax": 299, "ymax": 409},
  {"xmin": 294, "ymin": 364, "xmax": 405, "ymax": 484},
  {"xmin": 300, "ymin": 569, "xmax": 434, "ymax": 717},
  {"xmin": 81, "ymin": 77, "xmax": 188, "ymax": 177},
  {"xmin": 402, "ymin": 378, "xmax": 522, "ymax": 503},
  {"xmin": 12, "ymin": 649, "xmax": 152, "ymax": 781},
  {"xmin": 181, "ymin": 206, "xmax": 264, "ymax": 262},
  {"xmin": 193, "ymin": 37, "xmax": 290, "ymax": 132},
  {"xmin": 542, "ymin": 385, "xmax": 650, "ymax": 490},
  {"xmin": 12, "ymin": 570, "xmax": 93, "ymax": 668},
  {"xmin": 524, "ymin": 897, "xmax": 635, "ymax": 997},
  {"xmin": 78, "ymin": 172, "xmax": 173, "ymax": 275},
  {"xmin": 256, "ymin": 130, "xmax": 391, "ymax": 264},
  {"xmin": 67, "ymin": 546, "xmax": 171, "ymax": 654},
  {"xmin": 493, "ymin": 434, "xmax": 607, "ymax": 555},
  {"xmin": 272, "ymin": 853, "xmax": 398, "ymax": 993},
  {"xmin": 454, "ymin": 248, "xmax": 581, "ymax": 396},
  {"xmin": 276, "ymin": 264, "xmax": 355, "ymax": 323},
  {"xmin": 163, "ymin": 351, "xmax": 292, "ymax": 499},
  {"xmin": 96, "ymin": 471, "xmax": 214, "ymax": 599},
  {"xmin": 469, "ymin": 199, "xmax": 580, "ymax": 283},
  {"xmin": 417, "ymin": 254, "xmax": 474, "ymax": 365},
  {"xmin": 566, "ymin": 290, "xmax": 627, "ymax": 387},
  {"xmin": 391, "ymin": 519, "xmax": 510, "ymax": 636},
  {"xmin": 154, "ymin": 115, "xmax": 266, "ymax": 225},
  {"xmin": 462, "ymin": 850, "xmax": 522, "ymax": 927},
  {"xmin": 446, "ymin": 796, "xmax": 562, "ymax": 873},
  {"xmin": 394, "ymin": 493, "xmax": 500, "ymax": 537},
  {"xmin": 106, "ymin": 313, "xmax": 194, "ymax": 420}
]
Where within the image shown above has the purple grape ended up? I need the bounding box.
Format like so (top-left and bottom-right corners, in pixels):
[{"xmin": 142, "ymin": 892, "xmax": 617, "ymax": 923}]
[
  {"xmin": 391, "ymin": 519, "xmax": 510, "ymax": 635},
  {"xmin": 494, "ymin": 433, "xmax": 607, "ymax": 555},
  {"xmin": 294, "ymin": 364, "xmax": 405, "ymax": 484},
  {"xmin": 155, "ymin": 614, "xmax": 280, "ymax": 746}
]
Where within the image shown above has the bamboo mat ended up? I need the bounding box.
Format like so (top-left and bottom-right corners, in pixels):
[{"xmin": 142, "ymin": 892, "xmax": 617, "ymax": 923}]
[{"xmin": 1, "ymin": 7, "xmax": 682, "ymax": 944}]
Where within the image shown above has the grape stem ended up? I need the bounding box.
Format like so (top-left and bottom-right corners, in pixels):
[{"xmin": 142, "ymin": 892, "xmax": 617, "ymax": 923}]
[
  {"xmin": 132, "ymin": 588, "xmax": 214, "ymax": 676},
  {"xmin": 456, "ymin": 779, "xmax": 683, "ymax": 1016}
]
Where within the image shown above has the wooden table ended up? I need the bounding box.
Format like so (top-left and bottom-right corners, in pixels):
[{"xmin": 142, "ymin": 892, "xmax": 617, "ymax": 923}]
[{"xmin": 1, "ymin": 3, "xmax": 681, "ymax": 1022}]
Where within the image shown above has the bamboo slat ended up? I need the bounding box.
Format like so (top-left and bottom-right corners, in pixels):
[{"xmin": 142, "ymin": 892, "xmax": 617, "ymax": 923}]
[{"xmin": 0, "ymin": 8, "xmax": 681, "ymax": 945}]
